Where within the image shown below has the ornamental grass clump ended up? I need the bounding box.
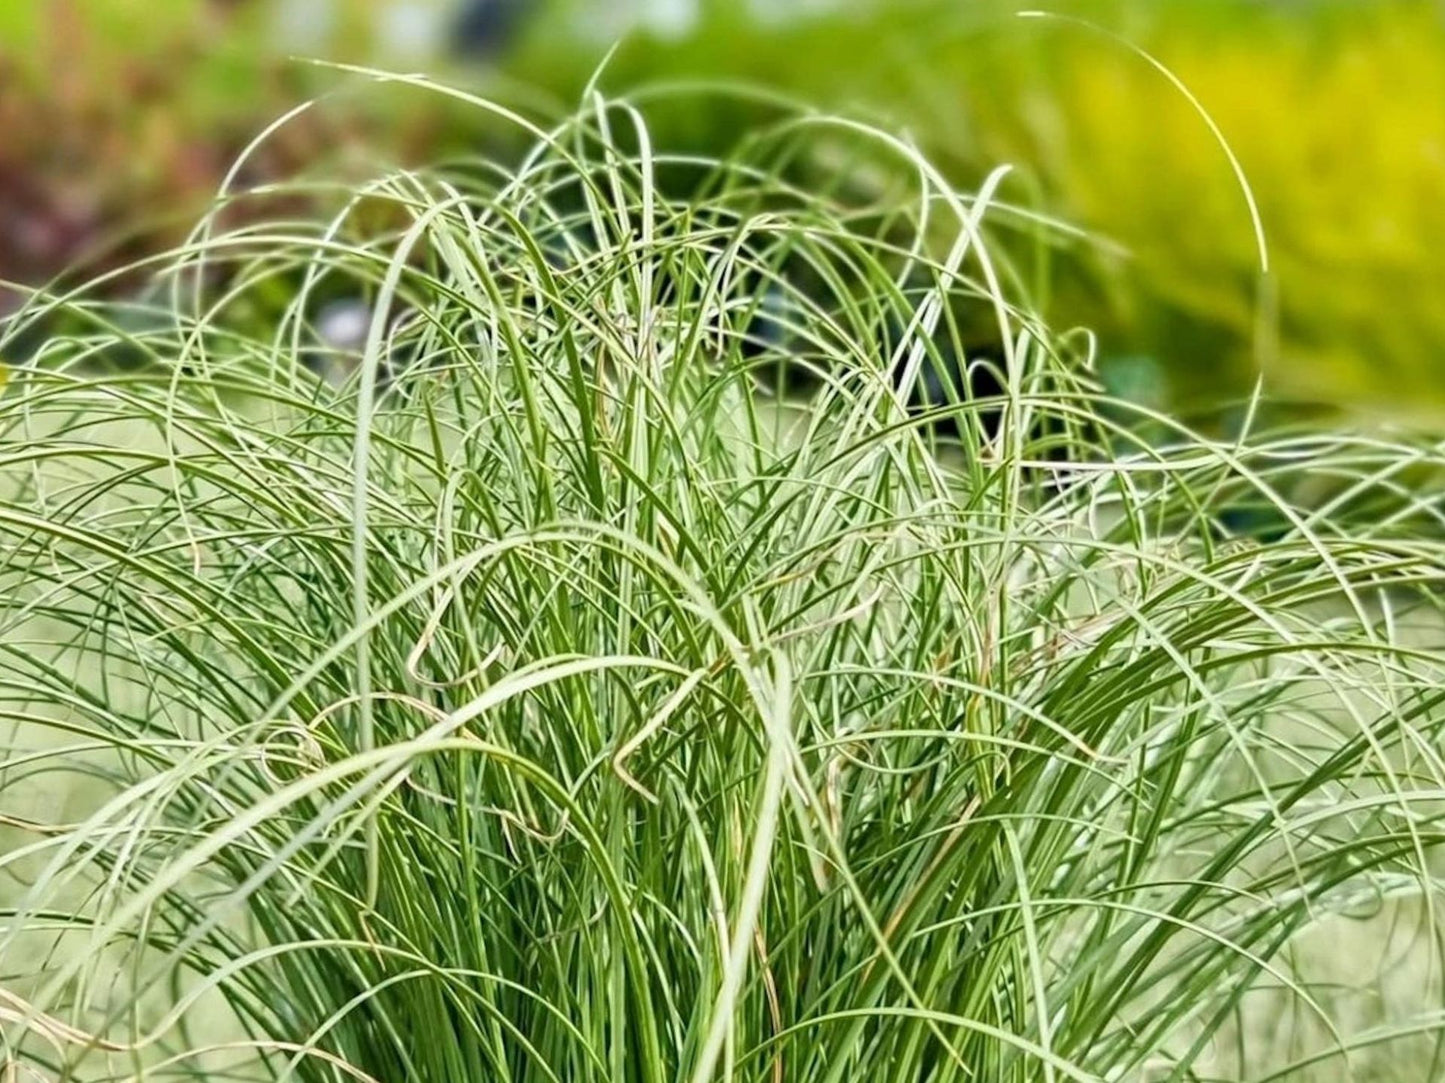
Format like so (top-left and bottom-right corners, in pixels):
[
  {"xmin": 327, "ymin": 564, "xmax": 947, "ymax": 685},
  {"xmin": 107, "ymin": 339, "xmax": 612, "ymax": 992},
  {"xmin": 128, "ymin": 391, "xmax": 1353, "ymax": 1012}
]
[{"xmin": 1, "ymin": 81, "xmax": 1444, "ymax": 1082}]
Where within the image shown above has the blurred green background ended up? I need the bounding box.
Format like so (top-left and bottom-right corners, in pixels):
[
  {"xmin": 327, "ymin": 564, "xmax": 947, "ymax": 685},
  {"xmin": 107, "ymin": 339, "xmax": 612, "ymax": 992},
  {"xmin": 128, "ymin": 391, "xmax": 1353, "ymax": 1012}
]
[{"xmin": 2, "ymin": 0, "xmax": 1442, "ymax": 424}]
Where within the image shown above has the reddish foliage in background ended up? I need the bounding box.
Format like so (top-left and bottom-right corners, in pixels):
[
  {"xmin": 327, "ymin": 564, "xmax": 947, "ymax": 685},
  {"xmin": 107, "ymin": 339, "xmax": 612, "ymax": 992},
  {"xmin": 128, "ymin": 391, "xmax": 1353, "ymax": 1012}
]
[{"xmin": 0, "ymin": 1, "xmax": 373, "ymax": 315}]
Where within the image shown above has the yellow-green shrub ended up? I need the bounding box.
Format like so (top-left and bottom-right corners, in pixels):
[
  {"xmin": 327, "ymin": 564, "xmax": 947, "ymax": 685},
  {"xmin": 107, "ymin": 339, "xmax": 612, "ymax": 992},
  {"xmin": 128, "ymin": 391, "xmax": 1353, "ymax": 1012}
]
[{"xmin": 510, "ymin": 1, "xmax": 1445, "ymax": 418}]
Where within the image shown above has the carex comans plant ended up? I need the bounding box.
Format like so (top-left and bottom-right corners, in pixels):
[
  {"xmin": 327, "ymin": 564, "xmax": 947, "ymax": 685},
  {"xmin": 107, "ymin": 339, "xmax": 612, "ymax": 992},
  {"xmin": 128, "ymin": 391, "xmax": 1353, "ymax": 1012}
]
[{"xmin": 2, "ymin": 74, "xmax": 1444, "ymax": 1083}]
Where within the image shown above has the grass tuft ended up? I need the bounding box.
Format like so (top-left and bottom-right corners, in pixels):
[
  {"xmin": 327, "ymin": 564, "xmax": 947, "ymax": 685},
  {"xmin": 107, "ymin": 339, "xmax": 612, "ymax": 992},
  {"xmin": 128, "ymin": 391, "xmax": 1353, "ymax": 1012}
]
[{"xmin": 2, "ymin": 81, "xmax": 1444, "ymax": 1082}]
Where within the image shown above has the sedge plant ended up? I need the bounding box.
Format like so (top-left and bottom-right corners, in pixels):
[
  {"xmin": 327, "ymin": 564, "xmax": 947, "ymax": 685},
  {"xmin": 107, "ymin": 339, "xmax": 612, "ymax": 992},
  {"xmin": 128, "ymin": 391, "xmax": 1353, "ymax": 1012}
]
[{"xmin": 1, "ymin": 79, "xmax": 1444, "ymax": 1082}]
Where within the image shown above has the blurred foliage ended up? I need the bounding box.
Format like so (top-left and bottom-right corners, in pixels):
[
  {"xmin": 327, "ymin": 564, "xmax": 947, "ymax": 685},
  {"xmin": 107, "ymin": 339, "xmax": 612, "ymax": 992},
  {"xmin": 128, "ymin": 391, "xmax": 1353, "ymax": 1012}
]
[
  {"xmin": 502, "ymin": 0, "xmax": 1445, "ymax": 420},
  {"xmin": 0, "ymin": 0, "xmax": 506, "ymax": 312},
  {"xmin": 0, "ymin": 1, "xmax": 286, "ymax": 294},
  {"xmin": 3, "ymin": 0, "xmax": 1443, "ymax": 420},
  {"xmin": 1044, "ymin": 4, "xmax": 1445, "ymax": 419}
]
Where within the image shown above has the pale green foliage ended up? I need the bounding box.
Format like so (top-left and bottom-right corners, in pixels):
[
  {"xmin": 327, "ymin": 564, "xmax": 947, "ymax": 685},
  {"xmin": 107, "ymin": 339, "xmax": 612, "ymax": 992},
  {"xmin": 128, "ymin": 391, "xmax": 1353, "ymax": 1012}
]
[{"xmin": 2, "ymin": 83, "xmax": 1444, "ymax": 1082}]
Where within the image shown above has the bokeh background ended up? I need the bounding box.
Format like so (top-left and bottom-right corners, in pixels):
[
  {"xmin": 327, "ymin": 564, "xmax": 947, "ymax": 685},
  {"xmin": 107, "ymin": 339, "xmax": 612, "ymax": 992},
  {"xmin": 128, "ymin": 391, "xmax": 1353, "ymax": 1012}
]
[{"xmin": 2, "ymin": 0, "xmax": 1443, "ymax": 426}]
